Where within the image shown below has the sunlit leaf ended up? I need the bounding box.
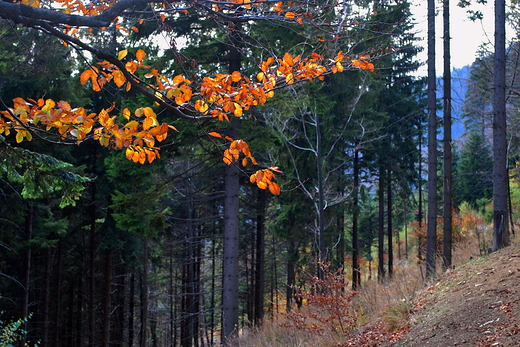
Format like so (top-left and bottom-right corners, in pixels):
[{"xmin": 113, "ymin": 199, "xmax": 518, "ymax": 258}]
[
  {"xmin": 136, "ymin": 49, "xmax": 146, "ymax": 62},
  {"xmin": 118, "ymin": 49, "xmax": 128, "ymax": 60}
]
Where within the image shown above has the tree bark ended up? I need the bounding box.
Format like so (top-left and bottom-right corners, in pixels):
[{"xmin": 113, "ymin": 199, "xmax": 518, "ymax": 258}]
[
  {"xmin": 22, "ymin": 203, "xmax": 33, "ymax": 345},
  {"xmin": 254, "ymin": 189, "xmax": 266, "ymax": 325},
  {"xmin": 442, "ymin": 0, "xmax": 453, "ymax": 271},
  {"xmin": 378, "ymin": 167, "xmax": 385, "ymax": 281},
  {"xmin": 387, "ymin": 171, "xmax": 393, "ymax": 278},
  {"xmin": 102, "ymin": 253, "xmax": 112, "ymax": 347},
  {"xmin": 316, "ymin": 113, "xmax": 326, "ymax": 280},
  {"xmin": 140, "ymin": 238, "xmax": 149, "ymax": 347},
  {"xmin": 222, "ymin": 21, "xmax": 242, "ymax": 345},
  {"xmin": 426, "ymin": 0, "xmax": 438, "ymax": 278},
  {"xmin": 352, "ymin": 145, "xmax": 361, "ymax": 290},
  {"xmin": 493, "ymin": 0, "xmax": 509, "ymax": 251}
]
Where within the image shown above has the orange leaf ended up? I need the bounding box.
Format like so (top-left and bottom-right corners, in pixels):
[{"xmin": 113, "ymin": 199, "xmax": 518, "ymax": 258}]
[
  {"xmin": 285, "ymin": 12, "xmax": 296, "ymax": 20},
  {"xmin": 208, "ymin": 132, "xmax": 223, "ymax": 138},
  {"xmin": 112, "ymin": 70, "xmax": 126, "ymax": 87},
  {"xmin": 136, "ymin": 49, "xmax": 146, "ymax": 62},
  {"xmin": 268, "ymin": 182, "xmax": 281, "ymax": 195},
  {"xmin": 80, "ymin": 69, "xmax": 93, "ymax": 85}
]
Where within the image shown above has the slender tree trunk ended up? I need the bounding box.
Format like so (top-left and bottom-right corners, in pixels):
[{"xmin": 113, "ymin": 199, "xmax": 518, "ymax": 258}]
[
  {"xmin": 387, "ymin": 171, "xmax": 393, "ymax": 278},
  {"xmin": 140, "ymin": 238, "xmax": 149, "ymax": 347},
  {"xmin": 254, "ymin": 189, "xmax": 266, "ymax": 325},
  {"xmin": 426, "ymin": 0, "xmax": 438, "ymax": 278},
  {"xmin": 493, "ymin": 0, "xmax": 509, "ymax": 251},
  {"xmin": 43, "ymin": 246, "xmax": 52, "ymax": 347},
  {"xmin": 378, "ymin": 167, "xmax": 386, "ymax": 281},
  {"xmin": 222, "ymin": 23, "xmax": 242, "ymax": 344},
  {"xmin": 418, "ymin": 126, "xmax": 424, "ymax": 262},
  {"xmin": 129, "ymin": 273, "xmax": 135, "ymax": 347},
  {"xmin": 102, "ymin": 253, "xmax": 112, "ymax": 347},
  {"xmin": 352, "ymin": 145, "xmax": 361, "ymax": 290},
  {"xmin": 316, "ymin": 113, "xmax": 326, "ymax": 280},
  {"xmin": 55, "ymin": 243, "xmax": 62, "ymax": 347},
  {"xmin": 89, "ymin": 185, "xmax": 97, "ymax": 347},
  {"xmin": 442, "ymin": 0, "xmax": 453, "ymax": 271},
  {"xmin": 222, "ymin": 121, "xmax": 240, "ymax": 344},
  {"xmin": 286, "ymin": 240, "xmax": 297, "ymax": 312},
  {"xmin": 22, "ymin": 203, "xmax": 33, "ymax": 345}
]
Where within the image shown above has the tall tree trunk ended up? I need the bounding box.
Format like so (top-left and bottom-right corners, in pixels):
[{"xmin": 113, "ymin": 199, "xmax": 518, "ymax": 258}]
[
  {"xmin": 352, "ymin": 145, "xmax": 361, "ymax": 290},
  {"xmin": 55, "ymin": 243, "xmax": 62, "ymax": 347},
  {"xmin": 129, "ymin": 273, "xmax": 135, "ymax": 347},
  {"xmin": 89, "ymin": 185, "xmax": 97, "ymax": 347},
  {"xmin": 254, "ymin": 189, "xmax": 266, "ymax": 326},
  {"xmin": 387, "ymin": 171, "xmax": 393, "ymax": 278},
  {"xmin": 417, "ymin": 125, "xmax": 424, "ymax": 262},
  {"xmin": 286, "ymin": 240, "xmax": 298, "ymax": 312},
  {"xmin": 222, "ymin": 21, "xmax": 242, "ymax": 345},
  {"xmin": 43, "ymin": 246, "xmax": 52, "ymax": 347},
  {"xmin": 426, "ymin": 0, "xmax": 438, "ymax": 278},
  {"xmin": 493, "ymin": 0, "xmax": 509, "ymax": 251},
  {"xmin": 140, "ymin": 238, "xmax": 149, "ymax": 347},
  {"xmin": 102, "ymin": 253, "xmax": 112, "ymax": 347},
  {"xmin": 316, "ymin": 113, "xmax": 326, "ymax": 280},
  {"xmin": 222, "ymin": 142, "xmax": 240, "ymax": 344},
  {"xmin": 22, "ymin": 203, "xmax": 33, "ymax": 345},
  {"xmin": 442, "ymin": 0, "xmax": 453, "ymax": 271},
  {"xmin": 378, "ymin": 167, "xmax": 385, "ymax": 281}
]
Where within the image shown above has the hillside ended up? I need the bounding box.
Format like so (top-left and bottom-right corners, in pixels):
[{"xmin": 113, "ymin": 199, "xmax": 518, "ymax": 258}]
[{"xmin": 386, "ymin": 243, "xmax": 520, "ymax": 347}]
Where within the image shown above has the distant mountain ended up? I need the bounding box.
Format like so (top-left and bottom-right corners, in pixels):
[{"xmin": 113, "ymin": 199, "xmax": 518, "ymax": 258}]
[{"xmin": 437, "ymin": 65, "xmax": 471, "ymax": 140}]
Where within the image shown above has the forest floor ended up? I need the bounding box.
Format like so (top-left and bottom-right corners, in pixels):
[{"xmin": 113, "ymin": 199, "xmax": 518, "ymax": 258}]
[
  {"xmin": 238, "ymin": 240, "xmax": 520, "ymax": 347},
  {"xmin": 362, "ymin": 242, "xmax": 520, "ymax": 347}
]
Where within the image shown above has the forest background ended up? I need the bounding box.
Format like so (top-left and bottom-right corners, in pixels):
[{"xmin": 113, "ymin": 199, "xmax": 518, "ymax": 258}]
[{"xmin": 1, "ymin": 0, "xmax": 520, "ymax": 346}]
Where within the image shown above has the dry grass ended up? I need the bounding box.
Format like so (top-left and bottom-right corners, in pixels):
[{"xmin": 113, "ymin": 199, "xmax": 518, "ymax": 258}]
[{"xmin": 236, "ymin": 228, "xmax": 518, "ymax": 347}]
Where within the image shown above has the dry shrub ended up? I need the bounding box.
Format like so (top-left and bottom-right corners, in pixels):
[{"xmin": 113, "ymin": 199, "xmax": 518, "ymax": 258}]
[{"xmin": 283, "ymin": 266, "xmax": 358, "ymax": 339}]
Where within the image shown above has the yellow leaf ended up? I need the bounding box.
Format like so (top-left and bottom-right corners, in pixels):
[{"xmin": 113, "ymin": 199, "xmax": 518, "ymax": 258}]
[
  {"xmin": 124, "ymin": 121, "xmax": 139, "ymax": 128},
  {"xmin": 118, "ymin": 49, "xmax": 129, "ymax": 60},
  {"xmin": 21, "ymin": 0, "xmax": 40, "ymax": 8},
  {"xmin": 142, "ymin": 107, "xmax": 156, "ymax": 118},
  {"xmin": 242, "ymin": 158, "xmax": 248, "ymax": 167},
  {"xmin": 15, "ymin": 131, "xmax": 24, "ymax": 143},
  {"xmin": 233, "ymin": 103, "xmax": 243, "ymax": 117},
  {"xmin": 143, "ymin": 117, "xmax": 157, "ymax": 130},
  {"xmin": 195, "ymin": 100, "xmax": 209, "ymax": 114},
  {"xmin": 126, "ymin": 148, "xmax": 134, "ymax": 160},
  {"xmin": 257, "ymin": 181, "xmax": 267, "ymax": 189}
]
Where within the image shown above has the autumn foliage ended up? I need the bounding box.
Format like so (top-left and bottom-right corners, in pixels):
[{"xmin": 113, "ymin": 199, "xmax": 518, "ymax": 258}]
[{"xmin": 0, "ymin": 0, "xmax": 376, "ymax": 194}]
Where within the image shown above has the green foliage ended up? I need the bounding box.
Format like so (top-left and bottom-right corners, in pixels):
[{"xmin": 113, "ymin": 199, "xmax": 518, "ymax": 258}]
[
  {"xmin": 453, "ymin": 130, "xmax": 493, "ymax": 207},
  {"xmin": 0, "ymin": 313, "xmax": 39, "ymax": 347},
  {"xmin": 0, "ymin": 140, "xmax": 90, "ymax": 207}
]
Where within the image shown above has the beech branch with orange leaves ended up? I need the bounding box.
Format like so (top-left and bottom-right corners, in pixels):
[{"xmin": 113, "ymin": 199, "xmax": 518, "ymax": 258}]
[{"xmin": 0, "ymin": 0, "xmax": 377, "ymax": 194}]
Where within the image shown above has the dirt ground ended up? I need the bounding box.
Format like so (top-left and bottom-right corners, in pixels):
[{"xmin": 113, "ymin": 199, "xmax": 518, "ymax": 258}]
[{"xmin": 392, "ymin": 242, "xmax": 520, "ymax": 347}]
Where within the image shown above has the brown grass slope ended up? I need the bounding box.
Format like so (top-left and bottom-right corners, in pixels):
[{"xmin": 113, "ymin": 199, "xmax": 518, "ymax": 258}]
[{"xmin": 389, "ymin": 242, "xmax": 520, "ymax": 347}]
